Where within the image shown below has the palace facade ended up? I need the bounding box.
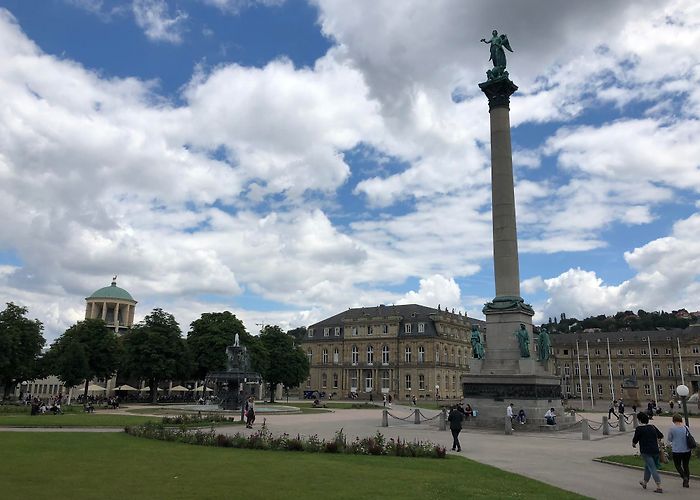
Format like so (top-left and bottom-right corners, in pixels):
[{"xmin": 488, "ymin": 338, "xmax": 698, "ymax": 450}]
[
  {"xmin": 547, "ymin": 326, "xmax": 700, "ymax": 406},
  {"xmin": 301, "ymin": 304, "xmax": 485, "ymax": 402}
]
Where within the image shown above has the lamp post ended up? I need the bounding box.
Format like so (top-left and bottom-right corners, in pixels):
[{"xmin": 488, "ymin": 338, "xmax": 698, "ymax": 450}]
[{"xmin": 676, "ymin": 384, "xmax": 690, "ymax": 427}]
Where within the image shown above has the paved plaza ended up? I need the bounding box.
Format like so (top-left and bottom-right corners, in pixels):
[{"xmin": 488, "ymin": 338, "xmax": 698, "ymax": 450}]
[{"xmin": 216, "ymin": 404, "xmax": 697, "ymax": 499}]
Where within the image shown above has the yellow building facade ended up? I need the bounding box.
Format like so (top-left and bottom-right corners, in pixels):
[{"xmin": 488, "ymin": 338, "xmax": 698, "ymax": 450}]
[{"xmin": 301, "ymin": 304, "xmax": 484, "ymax": 402}]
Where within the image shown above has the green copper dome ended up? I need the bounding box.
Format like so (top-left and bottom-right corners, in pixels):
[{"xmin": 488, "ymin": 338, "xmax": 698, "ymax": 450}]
[{"xmin": 87, "ymin": 278, "xmax": 135, "ymax": 302}]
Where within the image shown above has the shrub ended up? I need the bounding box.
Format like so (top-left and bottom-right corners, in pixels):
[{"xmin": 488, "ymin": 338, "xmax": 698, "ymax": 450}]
[{"xmin": 124, "ymin": 423, "xmax": 445, "ymax": 459}]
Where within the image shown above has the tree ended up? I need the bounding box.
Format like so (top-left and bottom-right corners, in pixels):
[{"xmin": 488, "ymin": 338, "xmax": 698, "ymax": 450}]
[
  {"xmin": 187, "ymin": 311, "xmax": 249, "ymax": 382},
  {"xmin": 121, "ymin": 309, "xmax": 190, "ymax": 403},
  {"xmin": 249, "ymin": 325, "xmax": 309, "ymax": 403},
  {"xmin": 0, "ymin": 303, "xmax": 45, "ymax": 399},
  {"xmin": 46, "ymin": 318, "xmax": 120, "ymax": 398}
]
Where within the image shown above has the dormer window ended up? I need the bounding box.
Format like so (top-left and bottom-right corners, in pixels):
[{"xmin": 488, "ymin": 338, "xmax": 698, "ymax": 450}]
[
  {"xmin": 323, "ymin": 327, "xmax": 329, "ymax": 337},
  {"xmin": 334, "ymin": 327, "xmax": 341, "ymax": 336},
  {"xmin": 404, "ymin": 323, "xmax": 412, "ymax": 334},
  {"xmin": 417, "ymin": 322, "xmax": 425, "ymax": 333}
]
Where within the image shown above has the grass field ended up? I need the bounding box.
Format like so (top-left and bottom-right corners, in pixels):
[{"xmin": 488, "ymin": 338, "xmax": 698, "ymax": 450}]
[
  {"xmin": 0, "ymin": 432, "xmax": 587, "ymax": 500},
  {"xmin": 0, "ymin": 413, "xmax": 159, "ymax": 427},
  {"xmin": 599, "ymin": 454, "xmax": 700, "ymax": 476}
]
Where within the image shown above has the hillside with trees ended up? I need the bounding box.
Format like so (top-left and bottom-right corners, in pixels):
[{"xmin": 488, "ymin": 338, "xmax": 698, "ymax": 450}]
[{"xmin": 539, "ymin": 309, "xmax": 697, "ymax": 334}]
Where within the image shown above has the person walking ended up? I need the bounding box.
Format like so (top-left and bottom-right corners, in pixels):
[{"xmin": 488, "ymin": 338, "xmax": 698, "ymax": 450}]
[
  {"xmin": 632, "ymin": 412, "xmax": 663, "ymax": 493},
  {"xmin": 506, "ymin": 403, "xmax": 514, "ymax": 431},
  {"xmin": 245, "ymin": 397, "xmax": 256, "ymax": 428},
  {"xmin": 448, "ymin": 405, "xmax": 465, "ymax": 452},
  {"xmin": 667, "ymin": 413, "xmax": 692, "ymax": 488},
  {"xmin": 608, "ymin": 400, "xmax": 619, "ymax": 420}
]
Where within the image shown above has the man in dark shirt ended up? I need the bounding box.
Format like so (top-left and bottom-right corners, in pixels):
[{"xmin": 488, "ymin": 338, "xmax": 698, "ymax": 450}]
[
  {"xmin": 608, "ymin": 400, "xmax": 619, "ymax": 419},
  {"xmin": 448, "ymin": 405, "xmax": 465, "ymax": 452}
]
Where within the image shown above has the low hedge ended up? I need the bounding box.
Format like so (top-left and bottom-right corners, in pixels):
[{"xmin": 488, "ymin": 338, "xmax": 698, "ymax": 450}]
[{"xmin": 125, "ymin": 422, "xmax": 446, "ymax": 458}]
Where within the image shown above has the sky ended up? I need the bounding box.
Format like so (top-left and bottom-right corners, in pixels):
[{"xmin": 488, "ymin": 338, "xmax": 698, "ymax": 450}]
[{"xmin": 0, "ymin": 0, "xmax": 699, "ymax": 343}]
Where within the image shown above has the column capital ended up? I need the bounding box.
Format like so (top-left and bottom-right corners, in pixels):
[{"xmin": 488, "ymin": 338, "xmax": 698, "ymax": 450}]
[{"xmin": 478, "ymin": 76, "xmax": 518, "ymax": 110}]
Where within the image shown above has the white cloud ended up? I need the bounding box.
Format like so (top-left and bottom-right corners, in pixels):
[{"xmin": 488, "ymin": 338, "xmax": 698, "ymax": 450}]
[
  {"xmin": 132, "ymin": 0, "xmax": 188, "ymax": 44},
  {"xmin": 397, "ymin": 274, "xmax": 462, "ymax": 311}
]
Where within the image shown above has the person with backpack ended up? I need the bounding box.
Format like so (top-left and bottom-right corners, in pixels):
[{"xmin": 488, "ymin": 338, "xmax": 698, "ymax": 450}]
[
  {"xmin": 632, "ymin": 412, "xmax": 664, "ymax": 493},
  {"xmin": 667, "ymin": 413, "xmax": 694, "ymax": 488}
]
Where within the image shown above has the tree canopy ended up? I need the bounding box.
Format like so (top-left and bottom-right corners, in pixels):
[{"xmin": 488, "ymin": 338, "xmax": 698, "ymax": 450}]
[
  {"xmin": 0, "ymin": 303, "xmax": 45, "ymax": 398},
  {"xmin": 187, "ymin": 311, "xmax": 249, "ymax": 381},
  {"xmin": 541, "ymin": 308, "xmax": 695, "ymax": 334},
  {"xmin": 121, "ymin": 308, "xmax": 190, "ymax": 403},
  {"xmin": 249, "ymin": 325, "xmax": 309, "ymax": 403},
  {"xmin": 45, "ymin": 318, "xmax": 120, "ymax": 397},
  {"xmin": 287, "ymin": 326, "xmax": 307, "ymax": 344}
]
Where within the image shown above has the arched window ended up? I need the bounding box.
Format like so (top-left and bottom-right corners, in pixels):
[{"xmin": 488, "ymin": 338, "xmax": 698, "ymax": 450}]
[
  {"xmin": 322, "ymin": 348, "xmax": 328, "ymax": 364},
  {"xmin": 367, "ymin": 345, "xmax": 374, "ymax": 364},
  {"xmin": 351, "ymin": 346, "xmax": 358, "ymax": 365},
  {"xmin": 333, "ymin": 348, "xmax": 339, "ymax": 364},
  {"xmin": 382, "ymin": 345, "xmax": 389, "ymax": 364},
  {"xmin": 418, "ymin": 346, "xmax": 425, "ymax": 363},
  {"xmin": 404, "ymin": 346, "xmax": 412, "ymax": 363}
]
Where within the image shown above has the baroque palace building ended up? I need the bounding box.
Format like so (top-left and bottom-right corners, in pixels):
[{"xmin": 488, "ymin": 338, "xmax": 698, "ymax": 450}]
[
  {"xmin": 301, "ymin": 304, "xmax": 485, "ymax": 402},
  {"xmin": 547, "ymin": 326, "xmax": 700, "ymax": 406}
]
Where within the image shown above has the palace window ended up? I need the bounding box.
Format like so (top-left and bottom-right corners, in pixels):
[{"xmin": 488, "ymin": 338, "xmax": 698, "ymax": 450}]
[
  {"xmin": 333, "ymin": 348, "xmax": 339, "ymax": 364},
  {"xmin": 307, "ymin": 349, "xmax": 313, "ymax": 363},
  {"xmin": 382, "ymin": 370, "xmax": 390, "ymax": 389},
  {"xmin": 575, "ymin": 382, "xmax": 581, "ymax": 394},
  {"xmin": 323, "ymin": 328, "xmax": 329, "ymax": 337},
  {"xmin": 617, "ymin": 349, "xmax": 623, "ymax": 356},
  {"xmin": 564, "ymin": 364, "xmax": 570, "ymax": 376},
  {"xmin": 367, "ymin": 345, "xmax": 374, "ymax": 364},
  {"xmin": 644, "ymin": 384, "xmax": 651, "ymax": 396},
  {"xmin": 692, "ymin": 346, "xmax": 699, "ymax": 354},
  {"xmin": 382, "ymin": 324, "xmax": 389, "ymax": 334},
  {"xmin": 667, "ymin": 365, "xmax": 674, "ymax": 377},
  {"xmin": 350, "ymin": 370, "xmax": 358, "ymax": 389},
  {"xmin": 628, "ymin": 348, "xmax": 635, "ymax": 355},
  {"xmin": 368, "ymin": 325, "xmax": 373, "ymax": 336},
  {"xmin": 417, "ymin": 322, "xmax": 425, "ymax": 333},
  {"xmin": 333, "ymin": 373, "xmax": 338, "ymax": 389},
  {"xmin": 306, "ymin": 377, "xmax": 311, "ymax": 388},
  {"xmin": 365, "ymin": 372, "xmax": 373, "ymax": 391},
  {"xmin": 405, "ymin": 375, "xmax": 412, "ymax": 390},
  {"xmin": 351, "ymin": 346, "xmax": 358, "ymax": 365},
  {"xmin": 419, "ymin": 374, "xmax": 425, "ymax": 390},
  {"xmin": 444, "ymin": 348, "xmax": 449, "ymax": 363},
  {"xmin": 435, "ymin": 349, "xmax": 440, "ymax": 362},
  {"xmin": 642, "ymin": 364, "xmax": 649, "ymax": 376},
  {"xmin": 665, "ymin": 348, "xmax": 672, "ymax": 355},
  {"xmin": 654, "ymin": 364, "xmax": 661, "ymax": 377},
  {"xmin": 652, "ymin": 348, "xmax": 659, "ymax": 355},
  {"xmin": 597, "ymin": 383, "xmax": 603, "ymax": 394},
  {"xmin": 596, "ymin": 364, "xmax": 602, "ymax": 376},
  {"xmin": 641, "ymin": 347, "xmax": 647, "ymax": 355},
  {"xmin": 630, "ymin": 365, "xmax": 637, "ymax": 376},
  {"xmin": 382, "ymin": 345, "xmax": 389, "ymax": 364},
  {"xmin": 618, "ymin": 364, "xmax": 624, "ymax": 376},
  {"xmin": 321, "ymin": 373, "xmax": 327, "ymax": 388},
  {"xmin": 351, "ymin": 327, "xmax": 358, "ymax": 336},
  {"xmin": 404, "ymin": 346, "xmax": 412, "ymax": 363},
  {"xmin": 335, "ymin": 327, "xmax": 341, "ymax": 336},
  {"xmin": 595, "ymin": 349, "xmax": 601, "ymax": 356},
  {"xmin": 307, "ymin": 328, "xmax": 313, "ymax": 338},
  {"xmin": 418, "ymin": 346, "xmax": 425, "ymax": 363},
  {"xmin": 452, "ymin": 375, "xmax": 456, "ymax": 390},
  {"xmin": 657, "ymin": 384, "xmax": 663, "ymax": 396},
  {"xmin": 670, "ymin": 385, "xmax": 676, "ymax": 396},
  {"xmin": 694, "ymin": 362, "xmax": 700, "ymax": 376},
  {"xmin": 322, "ymin": 349, "xmax": 328, "ymax": 364},
  {"xmin": 404, "ymin": 323, "xmax": 412, "ymax": 334}
]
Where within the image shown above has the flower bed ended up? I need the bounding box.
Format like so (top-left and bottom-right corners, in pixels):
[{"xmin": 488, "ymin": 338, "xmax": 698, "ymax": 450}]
[
  {"xmin": 125, "ymin": 422, "xmax": 446, "ymax": 458},
  {"xmin": 161, "ymin": 413, "xmax": 239, "ymax": 425}
]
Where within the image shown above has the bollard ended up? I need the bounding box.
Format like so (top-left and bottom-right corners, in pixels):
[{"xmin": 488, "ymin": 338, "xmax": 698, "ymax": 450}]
[
  {"xmin": 619, "ymin": 416, "xmax": 626, "ymax": 432},
  {"xmin": 439, "ymin": 408, "xmax": 447, "ymax": 431},
  {"xmin": 505, "ymin": 415, "xmax": 513, "ymax": 435},
  {"xmin": 414, "ymin": 408, "xmax": 421, "ymax": 424},
  {"xmin": 582, "ymin": 418, "xmax": 590, "ymax": 440},
  {"xmin": 632, "ymin": 413, "xmax": 638, "ymax": 428},
  {"xmin": 602, "ymin": 416, "xmax": 610, "ymax": 435},
  {"xmin": 382, "ymin": 409, "xmax": 388, "ymax": 427}
]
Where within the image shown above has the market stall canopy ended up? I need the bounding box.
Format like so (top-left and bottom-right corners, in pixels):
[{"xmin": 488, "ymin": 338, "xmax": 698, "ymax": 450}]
[
  {"xmin": 170, "ymin": 385, "xmax": 190, "ymax": 392},
  {"xmin": 114, "ymin": 384, "xmax": 138, "ymax": 391},
  {"xmin": 87, "ymin": 384, "xmax": 106, "ymax": 392}
]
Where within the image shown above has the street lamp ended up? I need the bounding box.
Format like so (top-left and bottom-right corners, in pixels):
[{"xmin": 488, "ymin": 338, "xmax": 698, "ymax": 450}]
[{"xmin": 676, "ymin": 384, "xmax": 690, "ymax": 427}]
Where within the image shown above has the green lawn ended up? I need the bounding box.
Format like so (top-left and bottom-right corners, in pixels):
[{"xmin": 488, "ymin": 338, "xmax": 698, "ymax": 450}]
[
  {"xmin": 599, "ymin": 454, "xmax": 700, "ymax": 476},
  {"xmin": 0, "ymin": 432, "xmax": 587, "ymax": 500},
  {"xmin": 0, "ymin": 413, "xmax": 159, "ymax": 427}
]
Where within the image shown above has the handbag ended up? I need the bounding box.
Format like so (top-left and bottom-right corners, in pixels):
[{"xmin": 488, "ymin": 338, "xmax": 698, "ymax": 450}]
[
  {"xmin": 687, "ymin": 426, "xmax": 698, "ymax": 449},
  {"xmin": 658, "ymin": 442, "xmax": 668, "ymax": 464}
]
